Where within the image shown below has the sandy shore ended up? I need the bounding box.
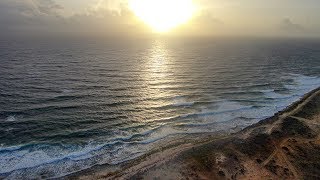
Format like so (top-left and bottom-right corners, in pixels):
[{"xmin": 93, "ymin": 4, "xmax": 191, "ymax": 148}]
[{"xmin": 69, "ymin": 87, "xmax": 320, "ymax": 180}]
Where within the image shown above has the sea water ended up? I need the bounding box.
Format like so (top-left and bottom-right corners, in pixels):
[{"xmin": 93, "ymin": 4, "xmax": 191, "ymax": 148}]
[{"xmin": 0, "ymin": 37, "xmax": 319, "ymax": 178}]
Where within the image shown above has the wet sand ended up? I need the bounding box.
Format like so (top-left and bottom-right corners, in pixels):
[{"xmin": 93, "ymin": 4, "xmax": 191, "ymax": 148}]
[{"xmin": 70, "ymin": 87, "xmax": 320, "ymax": 180}]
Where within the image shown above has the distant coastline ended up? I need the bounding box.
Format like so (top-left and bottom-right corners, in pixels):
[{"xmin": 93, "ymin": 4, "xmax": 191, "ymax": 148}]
[{"xmin": 70, "ymin": 87, "xmax": 320, "ymax": 179}]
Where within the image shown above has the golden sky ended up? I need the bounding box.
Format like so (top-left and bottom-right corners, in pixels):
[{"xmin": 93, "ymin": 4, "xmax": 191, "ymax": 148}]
[{"xmin": 1, "ymin": 0, "xmax": 320, "ymax": 37}]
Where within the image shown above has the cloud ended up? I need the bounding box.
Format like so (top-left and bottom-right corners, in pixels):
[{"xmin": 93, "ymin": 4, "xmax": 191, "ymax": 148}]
[
  {"xmin": 0, "ymin": 0, "xmax": 319, "ymax": 38},
  {"xmin": 173, "ymin": 10, "xmax": 225, "ymax": 36},
  {"xmin": 62, "ymin": 0, "xmax": 148, "ymax": 36},
  {"xmin": 0, "ymin": 0, "xmax": 143, "ymax": 37},
  {"xmin": 193, "ymin": 11, "xmax": 224, "ymax": 26},
  {"xmin": 279, "ymin": 18, "xmax": 305, "ymax": 33},
  {"xmin": 90, "ymin": 0, "xmax": 128, "ymax": 15},
  {"xmin": 0, "ymin": 0, "xmax": 69, "ymax": 37},
  {"xmin": 0, "ymin": 0, "xmax": 65, "ymax": 28},
  {"xmin": 0, "ymin": 0, "xmax": 64, "ymax": 18},
  {"xmin": 36, "ymin": 0, "xmax": 64, "ymax": 16}
]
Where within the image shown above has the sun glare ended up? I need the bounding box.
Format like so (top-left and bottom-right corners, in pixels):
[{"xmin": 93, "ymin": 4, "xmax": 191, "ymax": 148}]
[{"xmin": 128, "ymin": 0, "xmax": 195, "ymax": 33}]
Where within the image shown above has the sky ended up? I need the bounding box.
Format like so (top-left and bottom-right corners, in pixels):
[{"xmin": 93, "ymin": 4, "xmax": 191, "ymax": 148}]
[{"xmin": 1, "ymin": 0, "xmax": 320, "ymax": 38}]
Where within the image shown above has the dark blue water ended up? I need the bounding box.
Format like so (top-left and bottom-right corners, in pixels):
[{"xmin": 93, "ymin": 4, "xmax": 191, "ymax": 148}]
[{"xmin": 0, "ymin": 37, "xmax": 319, "ymax": 178}]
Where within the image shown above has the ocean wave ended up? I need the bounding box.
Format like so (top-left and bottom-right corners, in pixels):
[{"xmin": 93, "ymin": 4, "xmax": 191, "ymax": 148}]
[
  {"xmin": 5, "ymin": 116, "xmax": 16, "ymax": 122},
  {"xmin": 180, "ymin": 106, "xmax": 254, "ymax": 119},
  {"xmin": 1, "ymin": 73, "xmax": 319, "ymax": 178},
  {"xmin": 172, "ymin": 102, "xmax": 195, "ymax": 107},
  {"xmin": 264, "ymin": 91, "xmax": 297, "ymax": 99},
  {"xmin": 172, "ymin": 96, "xmax": 195, "ymax": 107},
  {"xmin": 0, "ymin": 125, "xmax": 174, "ymax": 176},
  {"xmin": 174, "ymin": 116, "xmax": 255, "ymax": 128}
]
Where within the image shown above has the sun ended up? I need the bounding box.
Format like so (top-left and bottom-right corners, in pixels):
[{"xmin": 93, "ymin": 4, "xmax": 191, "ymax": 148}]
[{"xmin": 128, "ymin": 0, "xmax": 195, "ymax": 33}]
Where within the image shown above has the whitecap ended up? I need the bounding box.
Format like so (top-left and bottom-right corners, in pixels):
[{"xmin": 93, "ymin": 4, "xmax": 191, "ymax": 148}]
[
  {"xmin": 5, "ymin": 115, "xmax": 16, "ymax": 122},
  {"xmin": 172, "ymin": 96, "xmax": 195, "ymax": 107},
  {"xmin": 172, "ymin": 102, "xmax": 195, "ymax": 107}
]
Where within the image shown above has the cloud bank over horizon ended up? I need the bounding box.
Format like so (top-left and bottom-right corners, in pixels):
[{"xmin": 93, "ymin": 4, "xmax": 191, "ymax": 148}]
[{"xmin": 0, "ymin": 0, "xmax": 320, "ymax": 38}]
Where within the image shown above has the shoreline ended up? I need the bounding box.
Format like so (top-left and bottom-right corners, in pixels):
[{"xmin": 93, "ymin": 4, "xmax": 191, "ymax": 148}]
[{"xmin": 69, "ymin": 86, "xmax": 320, "ymax": 179}]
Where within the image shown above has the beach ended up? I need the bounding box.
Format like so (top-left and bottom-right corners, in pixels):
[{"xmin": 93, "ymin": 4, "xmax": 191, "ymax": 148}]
[{"xmin": 69, "ymin": 87, "xmax": 320, "ymax": 179}]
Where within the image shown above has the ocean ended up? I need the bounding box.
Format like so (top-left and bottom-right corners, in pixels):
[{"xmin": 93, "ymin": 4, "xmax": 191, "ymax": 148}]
[{"xmin": 0, "ymin": 37, "xmax": 319, "ymax": 178}]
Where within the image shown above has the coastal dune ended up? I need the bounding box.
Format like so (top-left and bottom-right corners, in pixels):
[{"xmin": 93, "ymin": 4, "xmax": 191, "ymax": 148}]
[{"xmin": 73, "ymin": 87, "xmax": 320, "ymax": 179}]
